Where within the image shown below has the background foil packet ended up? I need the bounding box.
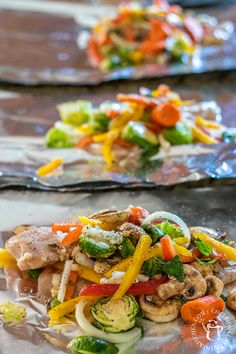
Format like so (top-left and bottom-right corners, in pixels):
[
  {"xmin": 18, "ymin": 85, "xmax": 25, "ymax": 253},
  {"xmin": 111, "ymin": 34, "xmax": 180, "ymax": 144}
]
[
  {"xmin": 0, "ymin": 187, "xmax": 236, "ymax": 354},
  {"xmin": 0, "ymin": 136, "xmax": 236, "ymax": 191},
  {"xmin": 0, "ymin": 2, "xmax": 235, "ymax": 85}
]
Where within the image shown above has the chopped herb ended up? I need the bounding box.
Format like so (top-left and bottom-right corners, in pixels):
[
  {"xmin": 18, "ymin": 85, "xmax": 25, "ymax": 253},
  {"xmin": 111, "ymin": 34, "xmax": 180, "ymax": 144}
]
[
  {"xmin": 157, "ymin": 221, "xmax": 183, "ymax": 239},
  {"xmin": 142, "ymin": 255, "xmax": 185, "ymax": 282},
  {"xmin": 195, "ymin": 240, "xmax": 212, "ymax": 257},
  {"xmin": 220, "ymin": 294, "xmax": 228, "ymax": 302},
  {"xmin": 28, "ymin": 268, "xmax": 43, "ymax": 279},
  {"xmin": 195, "ymin": 257, "xmax": 218, "ymax": 267},
  {"xmin": 221, "ymin": 239, "xmax": 231, "ymax": 245},
  {"xmin": 163, "ymin": 255, "xmax": 185, "ymax": 282}
]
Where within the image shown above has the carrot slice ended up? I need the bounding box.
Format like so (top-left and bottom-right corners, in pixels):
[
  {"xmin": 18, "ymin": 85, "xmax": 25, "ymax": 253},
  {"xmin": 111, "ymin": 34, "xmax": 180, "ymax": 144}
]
[
  {"xmin": 64, "ymin": 266, "xmax": 78, "ymax": 301},
  {"xmin": 160, "ymin": 235, "xmax": 177, "ymax": 261},
  {"xmin": 76, "ymin": 136, "xmax": 93, "ymax": 149},
  {"xmin": 151, "ymin": 102, "xmax": 180, "ymax": 127},
  {"xmin": 180, "ymin": 295, "xmax": 225, "ymax": 324}
]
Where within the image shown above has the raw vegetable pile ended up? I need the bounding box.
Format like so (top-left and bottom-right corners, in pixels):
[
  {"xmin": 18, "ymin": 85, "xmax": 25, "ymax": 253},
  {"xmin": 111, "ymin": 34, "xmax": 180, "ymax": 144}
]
[
  {"xmin": 45, "ymin": 84, "xmax": 235, "ymax": 169},
  {"xmin": 2, "ymin": 206, "xmax": 236, "ymax": 354},
  {"xmin": 87, "ymin": 0, "xmax": 233, "ymax": 71}
]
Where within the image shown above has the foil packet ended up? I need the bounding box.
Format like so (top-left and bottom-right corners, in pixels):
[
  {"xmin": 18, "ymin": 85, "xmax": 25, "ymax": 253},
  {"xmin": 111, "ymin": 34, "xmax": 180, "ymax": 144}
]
[
  {"xmin": 0, "ymin": 136, "xmax": 236, "ymax": 191},
  {"xmin": 0, "ymin": 187, "xmax": 236, "ymax": 354}
]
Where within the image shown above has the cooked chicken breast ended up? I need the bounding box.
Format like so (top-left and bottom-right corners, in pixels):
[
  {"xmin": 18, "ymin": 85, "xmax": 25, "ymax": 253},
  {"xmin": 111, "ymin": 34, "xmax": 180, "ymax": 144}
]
[{"xmin": 5, "ymin": 226, "xmax": 60, "ymax": 271}]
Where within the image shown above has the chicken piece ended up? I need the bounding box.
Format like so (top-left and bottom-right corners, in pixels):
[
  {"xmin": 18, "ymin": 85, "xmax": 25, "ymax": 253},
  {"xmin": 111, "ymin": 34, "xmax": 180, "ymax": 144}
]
[
  {"xmin": 37, "ymin": 268, "xmax": 54, "ymax": 303},
  {"xmin": 191, "ymin": 261, "xmax": 213, "ymax": 277},
  {"xmin": 140, "ymin": 295, "xmax": 182, "ymax": 323},
  {"xmin": 6, "ymin": 227, "xmax": 60, "ymax": 271},
  {"xmin": 94, "ymin": 260, "xmax": 111, "ymax": 274},
  {"xmin": 226, "ymin": 288, "xmax": 236, "ymax": 311},
  {"xmin": 156, "ymin": 278, "xmax": 185, "ymax": 301},
  {"xmin": 205, "ymin": 275, "xmax": 224, "ymax": 297},
  {"xmin": 215, "ymin": 266, "xmax": 236, "ymax": 285}
]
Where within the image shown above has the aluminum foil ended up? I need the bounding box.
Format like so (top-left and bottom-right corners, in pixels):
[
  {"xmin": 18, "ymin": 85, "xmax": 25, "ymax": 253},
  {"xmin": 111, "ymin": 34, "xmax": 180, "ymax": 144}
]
[
  {"xmin": 0, "ymin": 135, "xmax": 236, "ymax": 190},
  {"xmin": 0, "ymin": 187, "xmax": 236, "ymax": 354},
  {"xmin": 0, "ymin": 3, "xmax": 235, "ymax": 85}
]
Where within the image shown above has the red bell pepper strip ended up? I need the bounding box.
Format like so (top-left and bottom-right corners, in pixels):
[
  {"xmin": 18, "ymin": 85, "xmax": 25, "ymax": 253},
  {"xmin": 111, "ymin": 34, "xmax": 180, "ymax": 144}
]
[
  {"xmin": 60, "ymin": 226, "xmax": 83, "ymax": 247},
  {"xmin": 129, "ymin": 206, "xmax": 149, "ymax": 226},
  {"xmin": 210, "ymin": 249, "xmax": 227, "ymax": 262},
  {"xmin": 76, "ymin": 136, "xmax": 93, "ymax": 149},
  {"xmin": 52, "ymin": 222, "xmax": 83, "ymax": 233},
  {"xmin": 160, "ymin": 235, "xmax": 177, "ymax": 261},
  {"xmin": 79, "ymin": 277, "xmax": 168, "ymax": 297}
]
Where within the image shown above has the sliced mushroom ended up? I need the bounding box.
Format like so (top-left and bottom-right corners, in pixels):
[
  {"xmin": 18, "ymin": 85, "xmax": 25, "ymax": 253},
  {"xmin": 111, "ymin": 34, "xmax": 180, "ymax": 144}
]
[
  {"xmin": 215, "ymin": 266, "xmax": 236, "ymax": 285},
  {"xmin": 205, "ymin": 275, "xmax": 224, "ymax": 297},
  {"xmin": 191, "ymin": 261, "xmax": 213, "ymax": 277},
  {"xmin": 156, "ymin": 277, "xmax": 185, "ymax": 301},
  {"xmin": 139, "ymin": 295, "xmax": 182, "ymax": 323},
  {"xmin": 226, "ymin": 288, "xmax": 236, "ymax": 311},
  {"xmin": 118, "ymin": 222, "xmax": 146, "ymax": 239},
  {"xmin": 181, "ymin": 264, "xmax": 207, "ymax": 300},
  {"xmin": 89, "ymin": 209, "xmax": 130, "ymax": 227}
]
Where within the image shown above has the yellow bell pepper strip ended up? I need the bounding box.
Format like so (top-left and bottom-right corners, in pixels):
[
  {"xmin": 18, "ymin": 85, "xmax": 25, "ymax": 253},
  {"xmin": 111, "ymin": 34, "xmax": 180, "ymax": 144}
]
[
  {"xmin": 195, "ymin": 116, "xmax": 223, "ymax": 130},
  {"xmin": 173, "ymin": 237, "xmax": 190, "ymax": 246},
  {"xmin": 48, "ymin": 317, "xmax": 75, "ymax": 327},
  {"xmin": 191, "ymin": 125, "xmax": 217, "ymax": 144},
  {"xmin": 92, "ymin": 132, "xmax": 109, "ymax": 143},
  {"xmin": 102, "ymin": 129, "xmax": 120, "ymax": 166},
  {"xmin": 191, "ymin": 229, "xmax": 236, "ymax": 262},
  {"xmin": 77, "ymin": 264, "xmax": 103, "ymax": 284},
  {"xmin": 112, "ymin": 234, "xmax": 152, "ymax": 300},
  {"xmin": 76, "ymin": 124, "xmax": 94, "ymax": 135},
  {"xmin": 36, "ymin": 158, "xmax": 63, "ymax": 177},
  {"xmin": 0, "ymin": 249, "xmax": 17, "ymax": 267},
  {"xmin": 79, "ymin": 216, "xmax": 101, "ymax": 228},
  {"xmin": 105, "ymin": 243, "xmax": 163, "ymax": 278},
  {"xmin": 48, "ymin": 295, "xmax": 97, "ymax": 320}
]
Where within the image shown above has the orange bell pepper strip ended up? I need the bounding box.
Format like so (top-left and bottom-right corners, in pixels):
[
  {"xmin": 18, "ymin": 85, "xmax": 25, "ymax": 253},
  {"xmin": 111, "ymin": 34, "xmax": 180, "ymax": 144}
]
[
  {"xmin": 181, "ymin": 295, "xmax": 225, "ymax": 324},
  {"xmin": 76, "ymin": 136, "xmax": 93, "ymax": 149},
  {"xmin": 52, "ymin": 222, "xmax": 83, "ymax": 233},
  {"xmin": 117, "ymin": 93, "xmax": 157, "ymax": 107},
  {"xmin": 64, "ymin": 265, "xmax": 78, "ymax": 301},
  {"xmin": 151, "ymin": 102, "xmax": 180, "ymax": 127},
  {"xmin": 160, "ymin": 235, "xmax": 177, "ymax": 261},
  {"xmin": 88, "ymin": 37, "xmax": 103, "ymax": 65}
]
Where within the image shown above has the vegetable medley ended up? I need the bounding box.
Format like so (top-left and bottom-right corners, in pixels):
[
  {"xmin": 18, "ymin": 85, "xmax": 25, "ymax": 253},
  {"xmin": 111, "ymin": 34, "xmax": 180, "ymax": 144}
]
[
  {"xmin": 45, "ymin": 84, "xmax": 235, "ymax": 170},
  {"xmin": 1, "ymin": 206, "xmax": 236, "ymax": 353},
  {"xmin": 87, "ymin": 0, "xmax": 233, "ymax": 71}
]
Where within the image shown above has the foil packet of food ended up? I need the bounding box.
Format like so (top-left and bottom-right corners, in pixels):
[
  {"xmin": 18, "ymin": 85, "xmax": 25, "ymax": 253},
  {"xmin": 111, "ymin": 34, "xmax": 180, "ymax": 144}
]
[{"xmin": 0, "ymin": 136, "xmax": 235, "ymax": 191}]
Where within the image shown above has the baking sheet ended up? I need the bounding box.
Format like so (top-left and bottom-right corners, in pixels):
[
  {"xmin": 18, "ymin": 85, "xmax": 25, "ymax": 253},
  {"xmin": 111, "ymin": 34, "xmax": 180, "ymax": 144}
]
[
  {"xmin": 0, "ymin": 2, "xmax": 236, "ymax": 85},
  {"xmin": 0, "ymin": 186, "xmax": 236, "ymax": 354}
]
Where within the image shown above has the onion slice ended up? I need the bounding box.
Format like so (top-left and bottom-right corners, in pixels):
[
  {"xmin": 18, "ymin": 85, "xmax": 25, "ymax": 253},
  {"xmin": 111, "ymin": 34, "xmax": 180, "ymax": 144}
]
[
  {"xmin": 75, "ymin": 300, "xmax": 141, "ymax": 344},
  {"xmin": 57, "ymin": 260, "xmax": 73, "ymax": 302},
  {"xmin": 142, "ymin": 211, "xmax": 191, "ymax": 247}
]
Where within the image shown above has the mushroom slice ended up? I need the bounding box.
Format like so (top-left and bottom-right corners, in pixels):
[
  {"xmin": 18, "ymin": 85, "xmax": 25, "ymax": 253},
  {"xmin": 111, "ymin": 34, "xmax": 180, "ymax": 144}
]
[
  {"xmin": 216, "ymin": 266, "xmax": 236, "ymax": 285},
  {"xmin": 89, "ymin": 209, "xmax": 130, "ymax": 226},
  {"xmin": 205, "ymin": 275, "xmax": 224, "ymax": 297},
  {"xmin": 181, "ymin": 264, "xmax": 207, "ymax": 300},
  {"xmin": 139, "ymin": 295, "xmax": 182, "ymax": 323},
  {"xmin": 226, "ymin": 288, "xmax": 236, "ymax": 311},
  {"xmin": 191, "ymin": 261, "xmax": 213, "ymax": 277},
  {"xmin": 156, "ymin": 278, "xmax": 185, "ymax": 301}
]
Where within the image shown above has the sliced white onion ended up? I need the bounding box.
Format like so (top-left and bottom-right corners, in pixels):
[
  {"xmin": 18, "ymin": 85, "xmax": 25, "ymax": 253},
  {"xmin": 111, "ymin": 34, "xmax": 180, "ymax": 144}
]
[
  {"xmin": 75, "ymin": 300, "xmax": 141, "ymax": 344},
  {"xmin": 57, "ymin": 260, "xmax": 73, "ymax": 302},
  {"xmin": 142, "ymin": 211, "xmax": 191, "ymax": 247}
]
